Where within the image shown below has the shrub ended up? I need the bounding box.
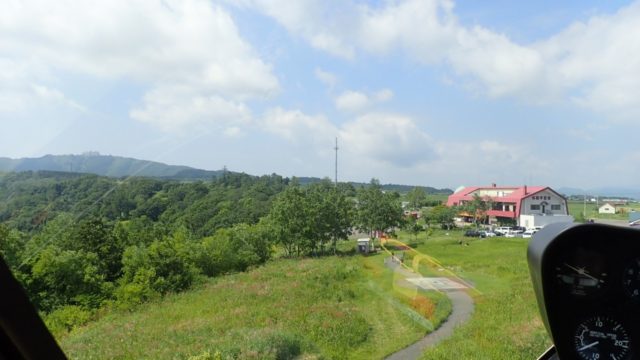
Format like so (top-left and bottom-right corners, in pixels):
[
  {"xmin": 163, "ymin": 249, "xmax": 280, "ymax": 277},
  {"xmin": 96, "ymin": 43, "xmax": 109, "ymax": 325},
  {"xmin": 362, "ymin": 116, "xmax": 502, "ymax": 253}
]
[
  {"xmin": 29, "ymin": 246, "xmax": 110, "ymax": 311},
  {"xmin": 114, "ymin": 267, "xmax": 160, "ymax": 309},
  {"xmin": 119, "ymin": 233, "xmax": 200, "ymax": 297},
  {"xmin": 44, "ymin": 305, "xmax": 92, "ymax": 335}
]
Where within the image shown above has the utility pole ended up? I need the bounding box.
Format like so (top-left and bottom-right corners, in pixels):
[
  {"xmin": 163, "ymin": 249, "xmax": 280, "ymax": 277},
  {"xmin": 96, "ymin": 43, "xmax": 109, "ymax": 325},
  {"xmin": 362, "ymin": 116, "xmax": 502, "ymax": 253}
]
[
  {"xmin": 334, "ymin": 137, "xmax": 338, "ymax": 186},
  {"xmin": 583, "ymin": 193, "xmax": 587, "ymax": 219}
]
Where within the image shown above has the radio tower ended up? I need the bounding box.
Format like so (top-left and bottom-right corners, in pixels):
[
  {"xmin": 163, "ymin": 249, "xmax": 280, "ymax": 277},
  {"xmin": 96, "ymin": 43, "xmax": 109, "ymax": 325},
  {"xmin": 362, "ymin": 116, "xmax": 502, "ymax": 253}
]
[{"xmin": 334, "ymin": 137, "xmax": 338, "ymax": 186}]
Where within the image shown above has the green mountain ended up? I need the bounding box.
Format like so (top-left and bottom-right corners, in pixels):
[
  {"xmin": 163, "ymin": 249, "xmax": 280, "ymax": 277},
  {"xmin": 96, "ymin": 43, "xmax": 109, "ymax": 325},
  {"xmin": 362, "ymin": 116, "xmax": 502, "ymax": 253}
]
[
  {"xmin": 0, "ymin": 154, "xmax": 452, "ymax": 194},
  {"xmin": 0, "ymin": 153, "xmax": 223, "ymax": 180}
]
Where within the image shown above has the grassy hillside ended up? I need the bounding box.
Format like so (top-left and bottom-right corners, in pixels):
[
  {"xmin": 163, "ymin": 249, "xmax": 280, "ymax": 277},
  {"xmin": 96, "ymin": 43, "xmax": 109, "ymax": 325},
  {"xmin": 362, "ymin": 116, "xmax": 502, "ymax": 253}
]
[
  {"xmin": 408, "ymin": 232, "xmax": 550, "ymax": 359},
  {"xmin": 0, "ymin": 154, "xmax": 223, "ymax": 179},
  {"xmin": 57, "ymin": 230, "xmax": 551, "ymax": 359},
  {"xmin": 58, "ymin": 254, "xmax": 451, "ymax": 359}
]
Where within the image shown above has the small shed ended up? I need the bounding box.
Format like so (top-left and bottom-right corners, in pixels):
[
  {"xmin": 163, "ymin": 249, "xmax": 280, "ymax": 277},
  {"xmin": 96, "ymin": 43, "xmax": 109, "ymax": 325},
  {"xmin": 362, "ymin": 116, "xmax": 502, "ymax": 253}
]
[
  {"xmin": 599, "ymin": 203, "xmax": 616, "ymax": 214},
  {"xmin": 357, "ymin": 238, "xmax": 375, "ymax": 254}
]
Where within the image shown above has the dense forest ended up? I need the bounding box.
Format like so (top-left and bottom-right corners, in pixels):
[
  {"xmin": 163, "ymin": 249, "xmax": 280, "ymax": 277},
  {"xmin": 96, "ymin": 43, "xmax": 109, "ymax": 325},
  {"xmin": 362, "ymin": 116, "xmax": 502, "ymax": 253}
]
[{"xmin": 0, "ymin": 170, "xmax": 442, "ymax": 334}]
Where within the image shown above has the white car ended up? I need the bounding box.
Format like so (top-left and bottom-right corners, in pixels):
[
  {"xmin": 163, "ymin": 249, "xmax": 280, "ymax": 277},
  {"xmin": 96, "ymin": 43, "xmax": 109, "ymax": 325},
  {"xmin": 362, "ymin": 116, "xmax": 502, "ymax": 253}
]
[
  {"xmin": 505, "ymin": 229, "xmax": 524, "ymax": 238},
  {"xmin": 495, "ymin": 227, "xmax": 512, "ymax": 236},
  {"xmin": 481, "ymin": 230, "xmax": 497, "ymax": 237},
  {"xmin": 522, "ymin": 229, "xmax": 539, "ymax": 238}
]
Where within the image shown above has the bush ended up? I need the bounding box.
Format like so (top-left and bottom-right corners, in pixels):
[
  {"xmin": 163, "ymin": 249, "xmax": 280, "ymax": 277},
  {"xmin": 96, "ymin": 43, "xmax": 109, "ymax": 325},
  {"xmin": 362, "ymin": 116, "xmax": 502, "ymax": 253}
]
[
  {"xmin": 114, "ymin": 267, "xmax": 160, "ymax": 309},
  {"xmin": 195, "ymin": 224, "xmax": 272, "ymax": 277},
  {"xmin": 44, "ymin": 305, "xmax": 92, "ymax": 335},
  {"xmin": 29, "ymin": 246, "xmax": 110, "ymax": 311},
  {"xmin": 190, "ymin": 331, "xmax": 304, "ymax": 360},
  {"xmin": 119, "ymin": 233, "xmax": 200, "ymax": 297}
]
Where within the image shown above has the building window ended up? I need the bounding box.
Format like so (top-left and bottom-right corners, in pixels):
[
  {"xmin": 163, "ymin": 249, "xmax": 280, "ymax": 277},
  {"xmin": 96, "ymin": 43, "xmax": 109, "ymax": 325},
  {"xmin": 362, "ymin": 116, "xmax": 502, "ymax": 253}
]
[
  {"xmin": 551, "ymin": 204, "xmax": 561, "ymax": 211},
  {"xmin": 531, "ymin": 204, "xmax": 541, "ymax": 210}
]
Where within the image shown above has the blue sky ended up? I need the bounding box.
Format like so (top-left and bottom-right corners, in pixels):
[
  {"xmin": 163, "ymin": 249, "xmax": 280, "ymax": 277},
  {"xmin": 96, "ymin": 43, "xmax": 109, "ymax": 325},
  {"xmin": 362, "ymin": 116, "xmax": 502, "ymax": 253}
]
[{"xmin": 1, "ymin": 0, "xmax": 640, "ymax": 189}]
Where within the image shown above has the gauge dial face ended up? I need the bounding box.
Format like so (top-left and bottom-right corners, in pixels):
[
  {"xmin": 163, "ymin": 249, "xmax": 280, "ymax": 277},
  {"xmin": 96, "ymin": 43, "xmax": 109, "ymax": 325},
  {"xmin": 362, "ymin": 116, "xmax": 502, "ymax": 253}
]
[
  {"xmin": 555, "ymin": 262, "xmax": 607, "ymax": 296},
  {"xmin": 623, "ymin": 258, "xmax": 640, "ymax": 299},
  {"xmin": 574, "ymin": 316, "xmax": 631, "ymax": 360}
]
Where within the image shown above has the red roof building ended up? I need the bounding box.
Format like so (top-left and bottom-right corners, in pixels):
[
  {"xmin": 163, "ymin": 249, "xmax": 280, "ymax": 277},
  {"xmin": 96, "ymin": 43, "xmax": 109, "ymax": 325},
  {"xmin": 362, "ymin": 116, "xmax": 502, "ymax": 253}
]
[{"xmin": 447, "ymin": 184, "xmax": 570, "ymax": 226}]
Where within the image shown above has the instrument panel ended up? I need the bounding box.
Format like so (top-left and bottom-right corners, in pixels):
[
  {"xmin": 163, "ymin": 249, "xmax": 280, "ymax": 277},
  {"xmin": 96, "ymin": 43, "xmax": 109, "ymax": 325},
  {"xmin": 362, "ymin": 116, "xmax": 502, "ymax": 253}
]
[{"xmin": 529, "ymin": 223, "xmax": 640, "ymax": 360}]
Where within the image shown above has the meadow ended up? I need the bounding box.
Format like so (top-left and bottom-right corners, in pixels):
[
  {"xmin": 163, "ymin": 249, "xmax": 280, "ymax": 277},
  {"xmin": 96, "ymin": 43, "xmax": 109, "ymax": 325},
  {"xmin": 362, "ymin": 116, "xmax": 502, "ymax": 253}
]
[
  {"xmin": 409, "ymin": 231, "xmax": 551, "ymax": 359},
  {"xmin": 567, "ymin": 200, "xmax": 640, "ymax": 221},
  {"xmin": 57, "ymin": 251, "xmax": 451, "ymax": 359},
  {"xmin": 57, "ymin": 229, "xmax": 550, "ymax": 359}
]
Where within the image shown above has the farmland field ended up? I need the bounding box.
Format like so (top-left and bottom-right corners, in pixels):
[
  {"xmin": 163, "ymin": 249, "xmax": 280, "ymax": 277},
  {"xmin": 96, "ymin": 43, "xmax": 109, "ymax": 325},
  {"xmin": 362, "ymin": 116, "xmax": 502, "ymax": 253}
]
[{"xmin": 567, "ymin": 200, "xmax": 640, "ymax": 221}]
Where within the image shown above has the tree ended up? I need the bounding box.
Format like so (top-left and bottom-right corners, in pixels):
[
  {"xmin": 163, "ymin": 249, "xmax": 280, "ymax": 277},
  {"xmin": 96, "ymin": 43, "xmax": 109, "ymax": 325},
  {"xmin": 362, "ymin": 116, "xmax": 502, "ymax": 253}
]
[
  {"xmin": 267, "ymin": 186, "xmax": 309, "ymax": 256},
  {"xmin": 426, "ymin": 205, "xmax": 456, "ymax": 230},
  {"xmin": 306, "ymin": 180, "xmax": 354, "ymax": 254},
  {"xmin": 406, "ymin": 187, "xmax": 427, "ymax": 210},
  {"xmin": 356, "ymin": 179, "xmax": 403, "ymax": 237},
  {"xmin": 465, "ymin": 193, "xmax": 492, "ymax": 227},
  {"xmin": 403, "ymin": 216, "xmax": 423, "ymax": 242},
  {"xmin": 0, "ymin": 224, "xmax": 24, "ymax": 270}
]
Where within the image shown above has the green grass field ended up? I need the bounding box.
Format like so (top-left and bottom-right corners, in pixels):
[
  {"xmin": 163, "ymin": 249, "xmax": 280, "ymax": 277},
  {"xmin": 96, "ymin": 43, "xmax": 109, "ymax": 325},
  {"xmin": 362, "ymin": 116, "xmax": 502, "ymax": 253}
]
[
  {"xmin": 57, "ymin": 252, "xmax": 451, "ymax": 359},
  {"xmin": 401, "ymin": 230, "xmax": 550, "ymax": 359},
  {"xmin": 567, "ymin": 201, "xmax": 640, "ymax": 221},
  {"xmin": 57, "ymin": 230, "xmax": 550, "ymax": 359}
]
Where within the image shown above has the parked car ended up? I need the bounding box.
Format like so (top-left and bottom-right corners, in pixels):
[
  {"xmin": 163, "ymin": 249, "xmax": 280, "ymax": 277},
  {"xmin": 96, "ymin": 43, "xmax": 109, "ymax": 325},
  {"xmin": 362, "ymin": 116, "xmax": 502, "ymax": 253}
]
[
  {"xmin": 505, "ymin": 229, "xmax": 524, "ymax": 238},
  {"xmin": 480, "ymin": 230, "xmax": 497, "ymax": 237},
  {"xmin": 522, "ymin": 229, "xmax": 538, "ymax": 238},
  {"xmin": 464, "ymin": 229, "xmax": 485, "ymax": 237},
  {"xmin": 494, "ymin": 226, "xmax": 512, "ymax": 236}
]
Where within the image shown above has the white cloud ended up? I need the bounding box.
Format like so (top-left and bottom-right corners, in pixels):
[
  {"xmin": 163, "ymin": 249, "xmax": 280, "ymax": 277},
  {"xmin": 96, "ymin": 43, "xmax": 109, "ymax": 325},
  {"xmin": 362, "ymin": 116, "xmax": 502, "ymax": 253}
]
[
  {"xmin": 232, "ymin": 0, "xmax": 357, "ymax": 59},
  {"xmin": 429, "ymin": 139, "xmax": 551, "ymax": 186},
  {"xmin": 340, "ymin": 113, "xmax": 434, "ymax": 167},
  {"xmin": 223, "ymin": 126, "xmax": 243, "ymax": 138},
  {"xmin": 261, "ymin": 107, "xmax": 434, "ymax": 167},
  {"xmin": 314, "ymin": 68, "xmax": 338, "ymax": 87},
  {"xmin": 0, "ymin": 0, "xmax": 279, "ymax": 131},
  {"xmin": 242, "ymin": 0, "xmax": 640, "ymax": 118},
  {"xmin": 374, "ymin": 89, "xmax": 394, "ymax": 102},
  {"xmin": 334, "ymin": 88, "xmax": 394, "ymax": 112},
  {"xmin": 261, "ymin": 107, "xmax": 337, "ymax": 145},
  {"xmin": 130, "ymin": 87, "xmax": 251, "ymax": 133},
  {"xmin": 335, "ymin": 91, "xmax": 370, "ymax": 112},
  {"xmin": 30, "ymin": 84, "xmax": 85, "ymax": 111}
]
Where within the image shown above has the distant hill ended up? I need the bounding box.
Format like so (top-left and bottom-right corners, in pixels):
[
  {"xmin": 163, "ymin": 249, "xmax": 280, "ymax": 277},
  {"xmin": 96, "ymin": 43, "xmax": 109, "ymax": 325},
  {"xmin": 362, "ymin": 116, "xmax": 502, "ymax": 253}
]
[
  {"xmin": 295, "ymin": 177, "xmax": 452, "ymax": 194},
  {"xmin": 0, "ymin": 153, "xmax": 223, "ymax": 180},
  {"xmin": 0, "ymin": 154, "xmax": 453, "ymax": 193}
]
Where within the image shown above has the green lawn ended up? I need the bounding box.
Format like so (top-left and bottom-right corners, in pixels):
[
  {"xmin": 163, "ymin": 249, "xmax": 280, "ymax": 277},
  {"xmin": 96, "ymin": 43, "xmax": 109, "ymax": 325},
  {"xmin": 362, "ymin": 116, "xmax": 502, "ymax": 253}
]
[
  {"xmin": 568, "ymin": 200, "xmax": 640, "ymax": 221},
  {"xmin": 394, "ymin": 230, "xmax": 551, "ymax": 359},
  {"xmin": 57, "ymin": 252, "xmax": 451, "ymax": 359}
]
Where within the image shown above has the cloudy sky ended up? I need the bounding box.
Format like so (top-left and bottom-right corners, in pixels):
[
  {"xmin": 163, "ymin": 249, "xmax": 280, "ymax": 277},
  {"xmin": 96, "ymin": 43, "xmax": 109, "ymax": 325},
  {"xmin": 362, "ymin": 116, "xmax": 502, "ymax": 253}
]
[{"xmin": 1, "ymin": 0, "xmax": 639, "ymax": 189}]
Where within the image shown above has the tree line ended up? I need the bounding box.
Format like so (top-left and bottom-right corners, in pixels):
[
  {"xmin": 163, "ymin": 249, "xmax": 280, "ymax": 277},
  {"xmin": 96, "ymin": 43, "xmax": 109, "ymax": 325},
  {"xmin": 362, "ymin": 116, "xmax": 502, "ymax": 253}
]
[{"xmin": 0, "ymin": 172, "xmax": 408, "ymax": 333}]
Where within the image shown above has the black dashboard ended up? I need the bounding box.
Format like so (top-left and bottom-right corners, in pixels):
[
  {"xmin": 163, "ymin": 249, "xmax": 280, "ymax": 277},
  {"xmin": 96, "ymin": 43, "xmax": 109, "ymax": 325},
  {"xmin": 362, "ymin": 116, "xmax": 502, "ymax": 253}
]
[{"xmin": 529, "ymin": 222, "xmax": 640, "ymax": 360}]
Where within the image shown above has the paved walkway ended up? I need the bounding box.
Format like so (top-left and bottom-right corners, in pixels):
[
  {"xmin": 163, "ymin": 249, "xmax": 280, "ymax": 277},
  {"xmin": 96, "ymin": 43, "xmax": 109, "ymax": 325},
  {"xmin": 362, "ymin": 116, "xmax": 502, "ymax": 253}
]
[{"xmin": 383, "ymin": 257, "xmax": 474, "ymax": 360}]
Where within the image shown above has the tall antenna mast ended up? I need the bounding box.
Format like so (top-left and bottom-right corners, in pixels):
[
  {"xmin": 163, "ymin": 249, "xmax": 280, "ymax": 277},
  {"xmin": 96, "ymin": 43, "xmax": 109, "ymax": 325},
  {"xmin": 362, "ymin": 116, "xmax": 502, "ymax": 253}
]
[{"xmin": 334, "ymin": 137, "xmax": 338, "ymax": 186}]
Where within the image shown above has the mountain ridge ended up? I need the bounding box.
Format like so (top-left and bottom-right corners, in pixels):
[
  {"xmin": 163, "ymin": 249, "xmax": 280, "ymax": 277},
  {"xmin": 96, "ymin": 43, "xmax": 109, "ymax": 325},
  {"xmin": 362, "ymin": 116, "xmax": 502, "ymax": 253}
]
[
  {"xmin": 0, "ymin": 153, "xmax": 223, "ymax": 180},
  {"xmin": 0, "ymin": 153, "xmax": 453, "ymax": 194}
]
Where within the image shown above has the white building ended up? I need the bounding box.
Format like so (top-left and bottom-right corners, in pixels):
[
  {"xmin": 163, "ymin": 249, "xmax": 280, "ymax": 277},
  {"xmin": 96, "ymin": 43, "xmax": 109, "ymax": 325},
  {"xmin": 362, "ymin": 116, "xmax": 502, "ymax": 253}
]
[
  {"xmin": 599, "ymin": 203, "xmax": 617, "ymax": 214},
  {"xmin": 448, "ymin": 185, "xmax": 573, "ymax": 228}
]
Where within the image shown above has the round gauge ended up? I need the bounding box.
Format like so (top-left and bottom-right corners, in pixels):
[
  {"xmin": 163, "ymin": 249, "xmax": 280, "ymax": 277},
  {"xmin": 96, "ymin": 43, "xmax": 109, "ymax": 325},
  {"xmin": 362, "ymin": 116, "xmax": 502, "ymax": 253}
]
[
  {"xmin": 555, "ymin": 262, "xmax": 607, "ymax": 296},
  {"xmin": 623, "ymin": 258, "xmax": 640, "ymax": 299},
  {"xmin": 574, "ymin": 316, "xmax": 631, "ymax": 360}
]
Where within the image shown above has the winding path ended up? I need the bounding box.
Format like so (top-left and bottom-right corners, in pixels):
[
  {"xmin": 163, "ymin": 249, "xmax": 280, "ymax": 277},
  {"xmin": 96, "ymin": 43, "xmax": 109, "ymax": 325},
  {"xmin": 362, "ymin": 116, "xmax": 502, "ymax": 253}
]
[{"xmin": 383, "ymin": 258, "xmax": 475, "ymax": 360}]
